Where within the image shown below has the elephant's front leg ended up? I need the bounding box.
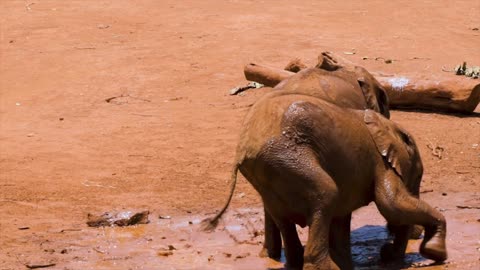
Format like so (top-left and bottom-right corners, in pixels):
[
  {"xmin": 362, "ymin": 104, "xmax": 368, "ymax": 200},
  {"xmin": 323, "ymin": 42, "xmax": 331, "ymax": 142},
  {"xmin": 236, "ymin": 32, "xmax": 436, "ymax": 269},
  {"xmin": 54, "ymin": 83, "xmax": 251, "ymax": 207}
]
[
  {"xmin": 329, "ymin": 214, "xmax": 353, "ymax": 270},
  {"xmin": 375, "ymin": 170, "xmax": 447, "ymax": 262},
  {"xmin": 381, "ymin": 224, "xmax": 410, "ymax": 262},
  {"xmin": 259, "ymin": 207, "xmax": 282, "ymax": 259}
]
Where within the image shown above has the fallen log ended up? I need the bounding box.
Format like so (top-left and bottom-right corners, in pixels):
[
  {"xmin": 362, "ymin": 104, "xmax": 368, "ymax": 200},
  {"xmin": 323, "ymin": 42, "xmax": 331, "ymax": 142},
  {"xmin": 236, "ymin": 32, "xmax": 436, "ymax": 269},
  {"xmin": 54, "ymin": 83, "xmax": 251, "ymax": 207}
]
[
  {"xmin": 243, "ymin": 63, "xmax": 294, "ymax": 88},
  {"xmin": 243, "ymin": 63, "xmax": 480, "ymax": 113},
  {"xmin": 375, "ymin": 75, "xmax": 480, "ymax": 113}
]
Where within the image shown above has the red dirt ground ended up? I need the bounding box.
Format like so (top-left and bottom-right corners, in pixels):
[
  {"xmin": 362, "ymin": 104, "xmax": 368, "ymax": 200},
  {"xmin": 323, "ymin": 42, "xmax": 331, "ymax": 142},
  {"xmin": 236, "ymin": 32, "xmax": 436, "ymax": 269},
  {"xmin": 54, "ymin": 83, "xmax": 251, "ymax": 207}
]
[{"xmin": 0, "ymin": 1, "xmax": 479, "ymax": 269}]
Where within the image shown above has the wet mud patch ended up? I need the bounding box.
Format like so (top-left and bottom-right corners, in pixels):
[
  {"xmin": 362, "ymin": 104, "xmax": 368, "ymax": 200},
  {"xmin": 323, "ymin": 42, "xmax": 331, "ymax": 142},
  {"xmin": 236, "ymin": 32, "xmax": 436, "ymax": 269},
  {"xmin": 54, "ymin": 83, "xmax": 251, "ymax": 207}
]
[{"xmin": 3, "ymin": 200, "xmax": 475, "ymax": 269}]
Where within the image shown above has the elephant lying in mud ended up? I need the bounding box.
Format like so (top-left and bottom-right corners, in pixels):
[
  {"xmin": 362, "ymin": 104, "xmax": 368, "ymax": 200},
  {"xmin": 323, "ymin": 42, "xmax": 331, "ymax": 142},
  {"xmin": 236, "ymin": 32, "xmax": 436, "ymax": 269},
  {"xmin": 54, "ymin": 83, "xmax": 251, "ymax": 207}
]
[
  {"xmin": 203, "ymin": 93, "xmax": 447, "ymax": 269},
  {"xmin": 273, "ymin": 56, "xmax": 390, "ymax": 120}
]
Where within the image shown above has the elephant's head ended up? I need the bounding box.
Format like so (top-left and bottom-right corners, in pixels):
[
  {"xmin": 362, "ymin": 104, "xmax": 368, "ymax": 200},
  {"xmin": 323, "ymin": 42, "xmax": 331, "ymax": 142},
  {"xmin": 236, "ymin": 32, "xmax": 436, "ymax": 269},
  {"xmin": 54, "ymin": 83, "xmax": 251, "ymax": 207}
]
[
  {"xmin": 363, "ymin": 110, "xmax": 422, "ymax": 193},
  {"xmin": 317, "ymin": 52, "xmax": 390, "ymax": 119}
]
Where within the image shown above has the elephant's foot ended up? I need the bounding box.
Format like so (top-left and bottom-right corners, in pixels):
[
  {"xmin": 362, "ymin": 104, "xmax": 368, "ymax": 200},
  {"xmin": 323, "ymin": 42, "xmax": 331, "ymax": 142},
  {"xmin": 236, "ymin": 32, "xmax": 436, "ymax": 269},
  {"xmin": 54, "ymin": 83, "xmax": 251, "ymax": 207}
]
[
  {"xmin": 303, "ymin": 261, "xmax": 340, "ymax": 270},
  {"xmin": 330, "ymin": 251, "xmax": 353, "ymax": 270},
  {"xmin": 284, "ymin": 246, "xmax": 304, "ymax": 269},
  {"xmin": 258, "ymin": 247, "xmax": 268, "ymax": 258},
  {"xmin": 258, "ymin": 246, "xmax": 281, "ymax": 259},
  {"xmin": 420, "ymin": 225, "xmax": 447, "ymax": 262},
  {"xmin": 285, "ymin": 261, "xmax": 303, "ymax": 270},
  {"xmin": 380, "ymin": 243, "xmax": 405, "ymax": 262}
]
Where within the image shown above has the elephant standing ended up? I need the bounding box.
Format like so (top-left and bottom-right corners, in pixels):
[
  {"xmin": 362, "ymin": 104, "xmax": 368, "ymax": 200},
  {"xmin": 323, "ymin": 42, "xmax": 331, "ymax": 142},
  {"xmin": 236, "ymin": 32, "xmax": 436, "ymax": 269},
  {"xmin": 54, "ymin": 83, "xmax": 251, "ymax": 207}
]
[
  {"xmin": 204, "ymin": 93, "xmax": 446, "ymax": 269},
  {"xmin": 258, "ymin": 60, "xmax": 394, "ymax": 260}
]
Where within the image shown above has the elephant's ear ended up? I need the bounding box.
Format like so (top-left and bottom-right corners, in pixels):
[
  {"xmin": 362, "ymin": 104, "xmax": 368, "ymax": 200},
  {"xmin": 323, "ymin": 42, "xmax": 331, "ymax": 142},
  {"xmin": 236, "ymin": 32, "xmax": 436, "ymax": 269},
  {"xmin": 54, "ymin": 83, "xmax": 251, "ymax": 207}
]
[
  {"xmin": 357, "ymin": 70, "xmax": 390, "ymax": 119},
  {"xmin": 364, "ymin": 110, "xmax": 415, "ymax": 178},
  {"xmin": 358, "ymin": 77, "xmax": 381, "ymax": 113}
]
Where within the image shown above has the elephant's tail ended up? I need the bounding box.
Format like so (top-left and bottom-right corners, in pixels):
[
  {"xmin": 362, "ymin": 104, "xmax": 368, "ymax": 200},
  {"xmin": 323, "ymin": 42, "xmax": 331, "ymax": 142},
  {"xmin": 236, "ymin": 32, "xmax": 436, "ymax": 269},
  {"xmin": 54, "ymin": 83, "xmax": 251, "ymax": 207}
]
[{"xmin": 200, "ymin": 162, "xmax": 240, "ymax": 232}]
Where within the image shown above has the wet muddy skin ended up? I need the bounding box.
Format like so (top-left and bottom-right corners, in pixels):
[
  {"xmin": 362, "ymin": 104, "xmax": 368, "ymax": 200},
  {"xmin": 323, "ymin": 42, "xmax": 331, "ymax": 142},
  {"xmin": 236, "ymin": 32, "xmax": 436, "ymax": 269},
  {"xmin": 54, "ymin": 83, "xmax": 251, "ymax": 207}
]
[{"xmin": 2, "ymin": 191, "xmax": 478, "ymax": 269}]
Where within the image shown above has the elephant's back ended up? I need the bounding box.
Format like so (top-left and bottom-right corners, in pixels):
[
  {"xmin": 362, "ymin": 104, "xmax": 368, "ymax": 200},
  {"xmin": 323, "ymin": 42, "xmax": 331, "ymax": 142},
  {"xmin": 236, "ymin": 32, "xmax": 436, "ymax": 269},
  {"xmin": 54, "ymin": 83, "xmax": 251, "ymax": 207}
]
[
  {"xmin": 236, "ymin": 93, "xmax": 304, "ymax": 160},
  {"xmin": 274, "ymin": 68, "xmax": 366, "ymax": 110},
  {"xmin": 280, "ymin": 100, "xmax": 379, "ymax": 204}
]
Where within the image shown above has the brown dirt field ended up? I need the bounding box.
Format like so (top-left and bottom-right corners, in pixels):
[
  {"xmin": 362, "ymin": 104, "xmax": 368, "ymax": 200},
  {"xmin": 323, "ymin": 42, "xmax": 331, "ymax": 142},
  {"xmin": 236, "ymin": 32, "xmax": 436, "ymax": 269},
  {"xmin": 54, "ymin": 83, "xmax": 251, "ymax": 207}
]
[{"xmin": 0, "ymin": 1, "xmax": 479, "ymax": 269}]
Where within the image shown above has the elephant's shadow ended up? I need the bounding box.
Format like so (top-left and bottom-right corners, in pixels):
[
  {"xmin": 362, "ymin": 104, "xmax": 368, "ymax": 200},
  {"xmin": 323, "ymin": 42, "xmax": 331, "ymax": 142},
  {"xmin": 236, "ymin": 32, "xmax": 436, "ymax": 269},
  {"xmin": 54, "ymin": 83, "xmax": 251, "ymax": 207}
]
[
  {"xmin": 269, "ymin": 225, "xmax": 430, "ymax": 270},
  {"xmin": 350, "ymin": 225, "xmax": 426, "ymax": 269}
]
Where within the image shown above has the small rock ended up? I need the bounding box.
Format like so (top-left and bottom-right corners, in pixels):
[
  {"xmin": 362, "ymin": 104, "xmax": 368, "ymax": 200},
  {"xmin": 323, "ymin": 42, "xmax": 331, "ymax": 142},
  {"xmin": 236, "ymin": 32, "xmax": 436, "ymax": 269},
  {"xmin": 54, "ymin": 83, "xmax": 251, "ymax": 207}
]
[
  {"xmin": 60, "ymin": 249, "xmax": 68, "ymax": 254},
  {"xmin": 234, "ymin": 252, "xmax": 250, "ymax": 260},
  {"xmin": 223, "ymin": 252, "xmax": 232, "ymax": 258},
  {"xmin": 158, "ymin": 251, "xmax": 173, "ymax": 257},
  {"xmin": 97, "ymin": 24, "xmax": 110, "ymax": 29},
  {"xmin": 385, "ymin": 59, "xmax": 393, "ymax": 64},
  {"xmin": 87, "ymin": 210, "xmax": 150, "ymax": 227},
  {"xmin": 159, "ymin": 215, "xmax": 171, "ymax": 219},
  {"xmin": 208, "ymin": 255, "xmax": 214, "ymax": 262},
  {"xmin": 442, "ymin": 192, "xmax": 447, "ymax": 196},
  {"xmin": 59, "ymin": 118, "xmax": 64, "ymax": 121}
]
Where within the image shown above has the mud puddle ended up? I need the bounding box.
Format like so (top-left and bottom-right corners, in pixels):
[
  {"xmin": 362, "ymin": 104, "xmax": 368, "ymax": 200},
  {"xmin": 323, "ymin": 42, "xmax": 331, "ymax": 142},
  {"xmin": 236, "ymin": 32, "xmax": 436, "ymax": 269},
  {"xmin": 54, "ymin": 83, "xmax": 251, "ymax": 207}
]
[{"xmin": 2, "ymin": 192, "xmax": 478, "ymax": 269}]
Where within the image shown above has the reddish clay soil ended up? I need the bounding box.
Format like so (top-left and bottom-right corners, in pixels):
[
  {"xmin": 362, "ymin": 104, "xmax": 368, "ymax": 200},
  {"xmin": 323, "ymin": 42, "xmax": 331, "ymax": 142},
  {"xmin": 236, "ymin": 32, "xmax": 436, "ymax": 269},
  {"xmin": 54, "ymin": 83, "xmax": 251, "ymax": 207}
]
[{"xmin": 1, "ymin": 1, "xmax": 479, "ymax": 269}]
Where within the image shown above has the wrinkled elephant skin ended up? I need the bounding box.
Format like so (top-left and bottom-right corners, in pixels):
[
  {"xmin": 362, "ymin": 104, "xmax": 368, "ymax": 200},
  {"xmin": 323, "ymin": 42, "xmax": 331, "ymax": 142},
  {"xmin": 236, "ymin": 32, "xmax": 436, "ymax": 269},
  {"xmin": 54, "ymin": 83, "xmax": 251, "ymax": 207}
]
[{"xmin": 207, "ymin": 93, "xmax": 447, "ymax": 269}]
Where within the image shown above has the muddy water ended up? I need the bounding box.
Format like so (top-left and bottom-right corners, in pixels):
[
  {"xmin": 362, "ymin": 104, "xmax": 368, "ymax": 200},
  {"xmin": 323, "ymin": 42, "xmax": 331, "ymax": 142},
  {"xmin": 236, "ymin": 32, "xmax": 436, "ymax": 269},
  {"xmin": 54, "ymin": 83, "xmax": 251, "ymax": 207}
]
[
  {"xmin": 19, "ymin": 192, "xmax": 469, "ymax": 269},
  {"xmin": 2, "ymin": 193, "xmax": 477, "ymax": 269}
]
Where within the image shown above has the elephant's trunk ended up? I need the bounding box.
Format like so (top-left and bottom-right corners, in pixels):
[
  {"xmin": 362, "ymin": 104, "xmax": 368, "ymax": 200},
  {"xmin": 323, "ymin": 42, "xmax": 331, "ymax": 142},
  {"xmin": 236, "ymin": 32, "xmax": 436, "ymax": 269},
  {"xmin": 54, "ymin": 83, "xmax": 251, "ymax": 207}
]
[{"xmin": 200, "ymin": 162, "xmax": 241, "ymax": 231}]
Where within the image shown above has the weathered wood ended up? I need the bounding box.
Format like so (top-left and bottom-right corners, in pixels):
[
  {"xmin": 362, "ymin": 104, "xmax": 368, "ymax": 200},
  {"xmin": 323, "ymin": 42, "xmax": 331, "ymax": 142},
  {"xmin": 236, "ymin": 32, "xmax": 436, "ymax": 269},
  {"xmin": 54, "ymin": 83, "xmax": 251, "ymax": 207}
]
[
  {"xmin": 376, "ymin": 75, "xmax": 480, "ymax": 113},
  {"xmin": 243, "ymin": 62, "xmax": 480, "ymax": 113},
  {"xmin": 244, "ymin": 63, "xmax": 294, "ymax": 87}
]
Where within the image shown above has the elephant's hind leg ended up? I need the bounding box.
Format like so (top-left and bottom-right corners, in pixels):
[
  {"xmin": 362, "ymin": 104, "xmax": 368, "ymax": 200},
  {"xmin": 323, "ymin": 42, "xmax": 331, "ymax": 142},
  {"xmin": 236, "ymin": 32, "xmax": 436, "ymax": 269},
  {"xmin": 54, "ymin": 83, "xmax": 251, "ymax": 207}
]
[
  {"xmin": 273, "ymin": 217, "xmax": 304, "ymax": 269},
  {"xmin": 259, "ymin": 206, "xmax": 282, "ymax": 259},
  {"xmin": 304, "ymin": 211, "xmax": 339, "ymax": 270},
  {"xmin": 300, "ymin": 166, "xmax": 340, "ymax": 269},
  {"xmin": 374, "ymin": 170, "xmax": 447, "ymax": 262},
  {"xmin": 258, "ymin": 143, "xmax": 340, "ymax": 269},
  {"xmin": 329, "ymin": 214, "xmax": 353, "ymax": 270}
]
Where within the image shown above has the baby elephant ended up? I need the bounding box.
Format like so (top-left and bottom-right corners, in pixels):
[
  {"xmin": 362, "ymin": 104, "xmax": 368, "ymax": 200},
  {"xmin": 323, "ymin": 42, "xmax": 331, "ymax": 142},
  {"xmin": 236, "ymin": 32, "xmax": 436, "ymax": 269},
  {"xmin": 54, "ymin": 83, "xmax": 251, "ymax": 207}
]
[{"xmin": 204, "ymin": 93, "xmax": 447, "ymax": 270}]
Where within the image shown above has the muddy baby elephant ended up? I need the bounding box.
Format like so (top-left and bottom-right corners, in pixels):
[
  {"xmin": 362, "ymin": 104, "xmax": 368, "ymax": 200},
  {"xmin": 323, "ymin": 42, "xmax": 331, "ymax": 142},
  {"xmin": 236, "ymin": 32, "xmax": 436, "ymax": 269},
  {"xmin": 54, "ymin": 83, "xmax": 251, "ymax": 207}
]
[
  {"xmin": 274, "ymin": 60, "xmax": 390, "ymax": 119},
  {"xmin": 250, "ymin": 61, "xmax": 425, "ymax": 260},
  {"xmin": 204, "ymin": 93, "xmax": 447, "ymax": 269}
]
